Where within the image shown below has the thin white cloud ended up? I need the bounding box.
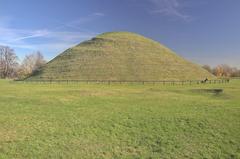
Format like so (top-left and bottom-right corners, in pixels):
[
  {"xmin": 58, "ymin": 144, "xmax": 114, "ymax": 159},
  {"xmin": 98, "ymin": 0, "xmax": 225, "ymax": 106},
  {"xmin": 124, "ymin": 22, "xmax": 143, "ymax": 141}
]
[
  {"xmin": 93, "ymin": 12, "xmax": 105, "ymax": 17},
  {"xmin": 63, "ymin": 12, "xmax": 105, "ymax": 30},
  {"xmin": 0, "ymin": 27, "xmax": 49, "ymax": 43},
  {"xmin": 149, "ymin": 0, "xmax": 191, "ymax": 21},
  {"xmin": 0, "ymin": 27, "xmax": 95, "ymax": 50},
  {"xmin": 54, "ymin": 12, "xmax": 105, "ymax": 33},
  {"xmin": 11, "ymin": 30, "xmax": 50, "ymax": 41},
  {"xmin": 0, "ymin": 12, "xmax": 104, "ymax": 57}
]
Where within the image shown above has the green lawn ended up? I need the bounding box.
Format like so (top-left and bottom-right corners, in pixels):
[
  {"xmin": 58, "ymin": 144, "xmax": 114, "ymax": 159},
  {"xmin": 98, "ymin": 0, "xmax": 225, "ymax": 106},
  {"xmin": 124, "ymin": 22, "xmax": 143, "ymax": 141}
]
[{"xmin": 0, "ymin": 80, "xmax": 239, "ymax": 158}]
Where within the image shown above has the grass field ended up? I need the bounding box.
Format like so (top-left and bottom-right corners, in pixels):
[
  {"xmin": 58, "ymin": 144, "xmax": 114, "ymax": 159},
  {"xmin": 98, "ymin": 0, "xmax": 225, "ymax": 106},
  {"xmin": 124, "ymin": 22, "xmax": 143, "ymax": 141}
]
[{"xmin": 0, "ymin": 80, "xmax": 239, "ymax": 158}]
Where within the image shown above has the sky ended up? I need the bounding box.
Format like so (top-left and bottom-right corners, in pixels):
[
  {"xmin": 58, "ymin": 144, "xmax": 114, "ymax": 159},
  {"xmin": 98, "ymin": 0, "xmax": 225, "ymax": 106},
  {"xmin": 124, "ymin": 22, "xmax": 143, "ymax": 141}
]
[{"xmin": 0, "ymin": 0, "xmax": 239, "ymax": 68}]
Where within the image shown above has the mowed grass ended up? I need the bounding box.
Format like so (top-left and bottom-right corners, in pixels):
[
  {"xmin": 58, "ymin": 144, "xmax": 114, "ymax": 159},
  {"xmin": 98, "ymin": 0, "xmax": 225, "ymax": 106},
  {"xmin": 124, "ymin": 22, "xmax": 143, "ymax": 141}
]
[
  {"xmin": 0, "ymin": 80, "xmax": 239, "ymax": 158},
  {"xmin": 29, "ymin": 32, "xmax": 214, "ymax": 81}
]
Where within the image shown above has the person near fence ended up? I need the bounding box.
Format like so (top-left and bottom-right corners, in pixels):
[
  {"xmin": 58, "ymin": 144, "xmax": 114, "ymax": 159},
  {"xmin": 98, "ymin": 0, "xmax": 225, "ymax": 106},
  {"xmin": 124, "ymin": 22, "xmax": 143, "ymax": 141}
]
[{"xmin": 201, "ymin": 78, "xmax": 208, "ymax": 83}]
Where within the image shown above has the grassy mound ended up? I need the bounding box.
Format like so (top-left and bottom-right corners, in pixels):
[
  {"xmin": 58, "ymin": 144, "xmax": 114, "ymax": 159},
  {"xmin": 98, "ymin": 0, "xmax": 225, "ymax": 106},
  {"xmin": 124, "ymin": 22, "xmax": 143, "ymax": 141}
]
[{"xmin": 28, "ymin": 32, "xmax": 215, "ymax": 81}]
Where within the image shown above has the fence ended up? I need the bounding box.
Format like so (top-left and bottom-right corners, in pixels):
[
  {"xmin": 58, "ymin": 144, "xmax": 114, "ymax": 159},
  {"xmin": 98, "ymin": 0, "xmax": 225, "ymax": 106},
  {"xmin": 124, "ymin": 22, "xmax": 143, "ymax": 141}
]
[
  {"xmin": 231, "ymin": 77, "xmax": 240, "ymax": 79},
  {"xmin": 14, "ymin": 79, "xmax": 230, "ymax": 85}
]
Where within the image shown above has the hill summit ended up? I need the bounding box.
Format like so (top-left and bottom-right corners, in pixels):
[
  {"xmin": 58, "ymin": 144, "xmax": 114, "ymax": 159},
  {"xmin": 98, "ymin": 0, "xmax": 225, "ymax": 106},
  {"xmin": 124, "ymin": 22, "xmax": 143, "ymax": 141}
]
[{"xmin": 28, "ymin": 32, "xmax": 215, "ymax": 81}]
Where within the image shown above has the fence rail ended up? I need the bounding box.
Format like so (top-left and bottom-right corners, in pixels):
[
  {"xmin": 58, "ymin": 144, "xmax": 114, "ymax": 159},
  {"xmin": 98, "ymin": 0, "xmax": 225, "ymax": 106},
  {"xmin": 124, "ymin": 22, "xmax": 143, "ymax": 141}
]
[{"xmin": 14, "ymin": 79, "xmax": 230, "ymax": 85}]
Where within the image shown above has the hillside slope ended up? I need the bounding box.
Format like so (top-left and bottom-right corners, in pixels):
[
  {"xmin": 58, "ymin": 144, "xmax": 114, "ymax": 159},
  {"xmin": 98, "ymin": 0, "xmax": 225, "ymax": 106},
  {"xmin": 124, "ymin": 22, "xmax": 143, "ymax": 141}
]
[{"xmin": 28, "ymin": 32, "xmax": 215, "ymax": 81}]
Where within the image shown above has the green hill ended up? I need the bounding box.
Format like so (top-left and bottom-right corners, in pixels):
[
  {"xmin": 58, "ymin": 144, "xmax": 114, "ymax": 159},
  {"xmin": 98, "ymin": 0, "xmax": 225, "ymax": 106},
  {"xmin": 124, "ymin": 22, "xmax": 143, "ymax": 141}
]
[{"xmin": 28, "ymin": 32, "xmax": 215, "ymax": 81}]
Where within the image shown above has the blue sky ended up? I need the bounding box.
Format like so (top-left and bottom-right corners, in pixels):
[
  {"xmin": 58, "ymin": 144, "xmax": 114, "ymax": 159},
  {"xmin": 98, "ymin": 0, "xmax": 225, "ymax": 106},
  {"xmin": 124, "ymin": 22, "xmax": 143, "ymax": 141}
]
[{"xmin": 0, "ymin": 0, "xmax": 239, "ymax": 68}]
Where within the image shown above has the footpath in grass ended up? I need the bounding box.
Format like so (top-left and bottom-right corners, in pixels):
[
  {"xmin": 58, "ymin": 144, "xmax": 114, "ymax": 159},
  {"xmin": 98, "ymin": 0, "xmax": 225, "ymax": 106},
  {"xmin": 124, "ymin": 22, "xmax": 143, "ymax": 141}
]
[{"xmin": 0, "ymin": 80, "xmax": 239, "ymax": 158}]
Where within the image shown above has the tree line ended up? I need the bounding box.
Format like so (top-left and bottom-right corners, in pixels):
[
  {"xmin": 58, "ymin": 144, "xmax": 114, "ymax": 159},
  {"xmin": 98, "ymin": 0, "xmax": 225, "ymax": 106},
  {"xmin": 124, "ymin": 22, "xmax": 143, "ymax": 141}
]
[
  {"xmin": 203, "ymin": 64, "xmax": 240, "ymax": 77},
  {"xmin": 0, "ymin": 45, "xmax": 46, "ymax": 79}
]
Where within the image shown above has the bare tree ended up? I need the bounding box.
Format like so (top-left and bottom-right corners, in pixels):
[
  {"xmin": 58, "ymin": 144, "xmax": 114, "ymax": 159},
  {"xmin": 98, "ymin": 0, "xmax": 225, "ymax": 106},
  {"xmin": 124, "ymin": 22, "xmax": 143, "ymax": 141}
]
[
  {"xmin": 0, "ymin": 46, "xmax": 19, "ymax": 78},
  {"xmin": 202, "ymin": 64, "xmax": 240, "ymax": 77},
  {"xmin": 209, "ymin": 64, "xmax": 240, "ymax": 77},
  {"xmin": 19, "ymin": 51, "xmax": 46, "ymax": 78},
  {"xmin": 221, "ymin": 64, "xmax": 234, "ymax": 77},
  {"xmin": 231, "ymin": 68, "xmax": 240, "ymax": 77}
]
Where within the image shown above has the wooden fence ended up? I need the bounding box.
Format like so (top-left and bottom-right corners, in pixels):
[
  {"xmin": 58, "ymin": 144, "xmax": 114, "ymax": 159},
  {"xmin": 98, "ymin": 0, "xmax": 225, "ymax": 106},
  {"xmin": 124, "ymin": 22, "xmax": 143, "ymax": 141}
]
[{"xmin": 14, "ymin": 79, "xmax": 230, "ymax": 85}]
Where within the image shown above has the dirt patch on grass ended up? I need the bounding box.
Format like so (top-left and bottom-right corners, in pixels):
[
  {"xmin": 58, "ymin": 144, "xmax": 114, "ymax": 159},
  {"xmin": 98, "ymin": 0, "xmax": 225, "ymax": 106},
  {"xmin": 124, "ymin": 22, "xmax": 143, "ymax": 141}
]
[{"xmin": 191, "ymin": 89, "xmax": 223, "ymax": 95}]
